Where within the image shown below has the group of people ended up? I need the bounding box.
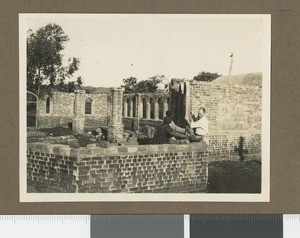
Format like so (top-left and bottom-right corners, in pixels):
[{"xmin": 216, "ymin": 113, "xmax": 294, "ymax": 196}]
[{"xmin": 152, "ymin": 107, "xmax": 209, "ymax": 144}]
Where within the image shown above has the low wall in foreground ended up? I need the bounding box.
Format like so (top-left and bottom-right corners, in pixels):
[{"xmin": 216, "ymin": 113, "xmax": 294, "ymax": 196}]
[{"xmin": 27, "ymin": 142, "xmax": 209, "ymax": 193}]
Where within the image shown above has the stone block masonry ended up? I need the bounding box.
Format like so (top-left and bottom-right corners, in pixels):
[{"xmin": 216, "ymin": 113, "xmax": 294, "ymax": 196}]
[
  {"xmin": 27, "ymin": 142, "xmax": 209, "ymax": 193},
  {"xmin": 27, "ymin": 144, "xmax": 77, "ymax": 192},
  {"xmin": 122, "ymin": 92, "xmax": 170, "ymax": 133},
  {"xmin": 73, "ymin": 90, "xmax": 85, "ymax": 133},
  {"xmin": 37, "ymin": 91, "xmax": 109, "ymax": 131},
  {"xmin": 121, "ymin": 79, "xmax": 262, "ymax": 161},
  {"xmin": 107, "ymin": 87, "xmax": 124, "ymax": 142},
  {"xmin": 189, "ymin": 81, "xmax": 262, "ymax": 160},
  {"xmin": 190, "ymin": 82, "xmax": 262, "ymax": 132},
  {"xmin": 209, "ymin": 132, "xmax": 261, "ymax": 161},
  {"xmin": 107, "ymin": 124, "xmax": 124, "ymax": 143}
]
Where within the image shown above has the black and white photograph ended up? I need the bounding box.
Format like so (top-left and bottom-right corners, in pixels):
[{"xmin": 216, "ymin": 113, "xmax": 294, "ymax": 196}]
[{"xmin": 20, "ymin": 14, "xmax": 270, "ymax": 202}]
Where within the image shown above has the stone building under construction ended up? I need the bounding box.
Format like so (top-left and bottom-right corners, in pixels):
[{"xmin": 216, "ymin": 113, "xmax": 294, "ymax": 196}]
[{"xmin": 27, "ymin": 73, "xmax": 262, "ymax": 160}]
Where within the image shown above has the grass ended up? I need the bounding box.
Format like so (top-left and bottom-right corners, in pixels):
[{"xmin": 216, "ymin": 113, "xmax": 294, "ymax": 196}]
[{"xmin": 207, "ymin": 160, "xmax": 261, "ymax": 193}]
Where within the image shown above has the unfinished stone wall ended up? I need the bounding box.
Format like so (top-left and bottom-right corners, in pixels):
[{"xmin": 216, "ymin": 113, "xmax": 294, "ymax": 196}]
[
  {"xmin": 37, "ymin": 92, "xmax": 75, "ymax": 128},
  {"xmin": 122, "ymin": 80, "xmax": 262, "ymax": 161},
  {"xmin": 37, "ymin": 91, "xmax": 110, "ymax": 131},
  {"xmin": 189, "ymin": 81, "xmax": 262, "ymax": 160},
  {"xmin": 107, "ymin": 88, "xmax": 124, "ymax": 142},
  {"xmin": 122, "ymin": 118, "xmax": 162, "ymax": 138},
  {"xmin": 27, "ymin": 142, "xmax": 209, "ymax": 193},
  {"xmin": 122, "ymin": 92, "xmax": 170, "ymax": 136}
]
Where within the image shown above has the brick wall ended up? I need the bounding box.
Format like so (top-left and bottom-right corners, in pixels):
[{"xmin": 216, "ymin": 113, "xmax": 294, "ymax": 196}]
[
  {"xmin": 27, "ymin": 143, "xmax": 77, "ymax": 192},
  {"xmin": 27, "ymin": 142, "xmax": 209, "ymax": 193},
  {"xmin": 37, "ymin": 92, "xmax": 109, "ymax": 130},
  {"xmin": 37, "ymin": 115, "xmax": 74, "ymax": 128},
  {"xmin": 84, "ymin": 116, "xmax": 109, "ymax": 130},
  {"xmin": 209, "ymin": 132, "xmax": 261, "ymax": 161},
  {"xmin": 190, "ymin": 81, "xmax": 262, "ymax": 159}
]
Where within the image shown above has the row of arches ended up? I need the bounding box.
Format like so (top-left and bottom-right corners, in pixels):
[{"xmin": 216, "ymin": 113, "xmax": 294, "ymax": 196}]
[
  {"xmin": 123, "ymin": 95, "xmax": 171, "ymax": 120},
  {"xmin": 142, "ymin": 97, "xmax": 168, "ymax": 120},
  {"xmin": 123, "ymin": 97, "xmax": 137, "ymax": 118}
]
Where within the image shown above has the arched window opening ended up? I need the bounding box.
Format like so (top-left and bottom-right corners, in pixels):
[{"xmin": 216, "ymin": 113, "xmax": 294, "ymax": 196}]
[
  {"xmin": 142, "ymin": 98, "xmax": 147, "ymax": 118},
  {"xmin": 127, "ymin": 98, "xmax": 131, "ymax": 117},
  {"xmin": 27, "ymin": 91, "xmax": 38, "ymax": 127},
  {"xmin": 158, "ymin": 98, "xmax": 164, "ymax": 120},
  {"xmin": 132, "ymin": 96, "xmax": 137, "ymax": 118},
  {"xmin": 46, "ymin": 97, "xmax": 50, "ymax": 114},
  {"xmin": 150, "ymin": 98, "xmax": 155, "ymax": 119},
  {"xmin": 85, "ymin": 98, "xmax": 92, "ymax": 114}
]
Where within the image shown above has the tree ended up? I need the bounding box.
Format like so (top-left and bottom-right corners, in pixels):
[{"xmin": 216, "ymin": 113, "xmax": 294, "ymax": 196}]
[
  {"xmin": 122, "ymin": 77, "xmax": 137, "ymax": 93},
  {"xmin": 149, "ymin": 74, "xmax": 169, "ymax": 91},
  {"xmin": 136, "ymin": 75, "xmax": 164, "ymax": 93},
  {"xmin": 55, "ymin": 76, "xmax": 84, "ymax": 93},
  {"xmin": 27, "ymin": 23, "xmax": 81, "ymax": 97},
  {"xmin": 76, "ymin": 76, "xmax": 84, "ymax": 88},
  {"xmin": 122, "ymin": 75, "xmax": 163, "ymax": 93},
  {"xmin": 193, "ymin": 71, "xmax": 221, "ymax": 82},
  {"xmin": 135, "ymin": 79, "xmax": 158, "ymax": 93},
  {"xmin": 148, "ymin": 74, "xmax": 166, "ymax": 83}
]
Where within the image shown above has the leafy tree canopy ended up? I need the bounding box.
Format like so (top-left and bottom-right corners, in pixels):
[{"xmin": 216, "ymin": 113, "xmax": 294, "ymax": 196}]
[
  {"xmin": 27, "ymin": 23, "xmax": 81, "ymax": 97},
  {"xmin": 122, "ymin": 77, "xmax": 138, "ymax": 93},
  {"xmin": 122, "ymin": 75, "xmax": 166, "ymax": 93},
  {"xmin": 193, "ymin": 71, "xmax": 221, "ymax": 82}
]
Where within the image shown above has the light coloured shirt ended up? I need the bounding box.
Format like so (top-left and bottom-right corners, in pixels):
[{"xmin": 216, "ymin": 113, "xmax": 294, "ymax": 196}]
[{"xmin": 190, "ymin": 116, "xmax": 209, "ymax": 136}]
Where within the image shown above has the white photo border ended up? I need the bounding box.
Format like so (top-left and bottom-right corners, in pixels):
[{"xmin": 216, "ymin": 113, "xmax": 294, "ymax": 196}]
[{"xmin": 19, "ymin": 14, "xmax": 271, "ymax": 202}]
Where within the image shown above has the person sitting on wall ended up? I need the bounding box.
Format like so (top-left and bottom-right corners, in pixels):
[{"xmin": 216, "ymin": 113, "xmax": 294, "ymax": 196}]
[
  {"xmin": 152, "ymin": 110, "xmax": 189, "ymax": 144},
  {"xmin": 185, "ymin": 107, "xmax": 209, "ymax": 143}
]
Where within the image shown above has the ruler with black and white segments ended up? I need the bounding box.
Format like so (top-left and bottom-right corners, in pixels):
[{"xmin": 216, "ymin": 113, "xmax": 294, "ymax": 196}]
[{"xmin": 0, "ymin": 214, "xmax": 299, "ymax": 238}]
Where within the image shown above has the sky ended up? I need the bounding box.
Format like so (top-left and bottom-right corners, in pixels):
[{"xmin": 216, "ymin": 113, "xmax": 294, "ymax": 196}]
[{"xmin": 24, "ymin": 14, "xmax": 266, "ymax": 87}]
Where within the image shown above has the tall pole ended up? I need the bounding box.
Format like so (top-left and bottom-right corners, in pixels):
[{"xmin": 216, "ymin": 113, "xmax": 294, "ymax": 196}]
[{"xmin": 228, "ymin": 52, "xmax": 234, "ymax": 85}]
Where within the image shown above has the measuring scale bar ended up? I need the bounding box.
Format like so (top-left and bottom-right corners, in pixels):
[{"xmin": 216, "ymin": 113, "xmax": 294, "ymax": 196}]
[{"xmin": 0, "ymin": 215, "xmax": 299, "ymax": 238}]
